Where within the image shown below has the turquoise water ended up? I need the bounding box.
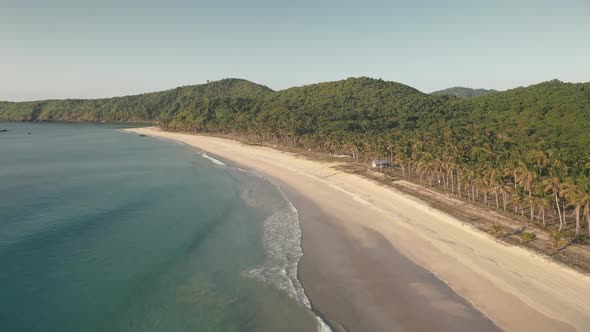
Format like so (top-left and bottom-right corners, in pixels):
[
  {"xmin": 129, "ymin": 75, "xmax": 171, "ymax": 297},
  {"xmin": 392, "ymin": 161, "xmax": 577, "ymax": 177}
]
[{"xmin": 0, "ymin": 122, "xmax": 320, "ymax": 332}]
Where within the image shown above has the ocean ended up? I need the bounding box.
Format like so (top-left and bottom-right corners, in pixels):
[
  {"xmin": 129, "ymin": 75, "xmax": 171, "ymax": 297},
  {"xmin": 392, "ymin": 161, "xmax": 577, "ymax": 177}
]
[{"xmin": 0, "ymin": 122, "xmax": 326, "ymax": 332}]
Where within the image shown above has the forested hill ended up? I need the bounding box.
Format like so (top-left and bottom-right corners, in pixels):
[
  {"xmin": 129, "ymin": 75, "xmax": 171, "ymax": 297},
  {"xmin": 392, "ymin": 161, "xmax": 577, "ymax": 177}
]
[
  {"xmin": 1, "ymin": 78, "xmax": 589, "ymax": 160},
  {"xmin": 445, "ymin": 80, "xmax": 590, "ymax": 156},
  {"xmin": 158, "ymin": 78, "xmax": 590, "ymax": 158},
  {"xmin": 0, "ymin": 78, "xmax": 273, "ymax": 122},
  {"xmin": 431, "ymin": 86, "xmax": 497, "ymax": 98},
  {"xmin": 1, "ymin": 78, "xmax": 589, "ymax": 161}
]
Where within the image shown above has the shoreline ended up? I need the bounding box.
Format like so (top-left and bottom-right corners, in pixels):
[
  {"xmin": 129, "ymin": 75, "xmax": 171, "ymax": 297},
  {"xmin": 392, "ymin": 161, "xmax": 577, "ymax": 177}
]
[
  {"xmin": 126, "ymin": 127, "xmax": 590, "ymax": 332},
  {"xmin": 282, "ymin": 184, "xmax": 498, "ymax": 332}
]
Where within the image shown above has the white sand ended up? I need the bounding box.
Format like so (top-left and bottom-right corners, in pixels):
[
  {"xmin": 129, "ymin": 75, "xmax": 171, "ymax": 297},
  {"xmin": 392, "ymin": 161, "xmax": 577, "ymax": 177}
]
[{"xmin": 127, "ymin": 127, "xmax": 590, "ymax": 332}]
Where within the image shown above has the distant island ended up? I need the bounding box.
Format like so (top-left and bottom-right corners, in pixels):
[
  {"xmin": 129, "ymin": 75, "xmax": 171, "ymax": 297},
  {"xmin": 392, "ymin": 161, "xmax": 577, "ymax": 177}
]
[{"xmin": 431, "ymin": 86, "xmax": 497, "ymax": 98}]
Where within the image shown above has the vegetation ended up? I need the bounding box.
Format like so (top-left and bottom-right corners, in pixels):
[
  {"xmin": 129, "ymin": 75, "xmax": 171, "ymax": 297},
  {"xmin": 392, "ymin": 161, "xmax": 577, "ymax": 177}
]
[
  {"xmin": 431, "ymin": 86, "xmax": 497, "ymax": 98},
  {"xmin": 2, "ymin": 77, "xmax": 590, "ymax": 238},
  {"xmin": 491, "ymin": 223, "xmax": 504, "ymax": 235},
  {"xmin": 550, "ymin": 231, "xmax": 565, "ymax": 250},
  {"xmin": 519, "ymin": 231, "xmax": 537, "ymax": 243}
]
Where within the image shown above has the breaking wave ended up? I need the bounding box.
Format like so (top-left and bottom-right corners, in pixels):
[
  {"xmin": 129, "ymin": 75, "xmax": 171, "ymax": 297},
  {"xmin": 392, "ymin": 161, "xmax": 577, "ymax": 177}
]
[
  {"xmin": 201, "ymin": 153, "xmax": 226, "ymax": 166},
  {"xmin": 243, "ymin": 182, "xmax": 332, "ymax": 332}
]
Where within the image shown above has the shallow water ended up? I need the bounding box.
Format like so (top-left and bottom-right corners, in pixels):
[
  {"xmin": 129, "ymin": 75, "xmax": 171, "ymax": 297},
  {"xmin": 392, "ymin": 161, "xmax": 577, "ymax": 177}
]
[{"xmin": 0, "ymin": 122, "xmax": 319, "ymax": 332}]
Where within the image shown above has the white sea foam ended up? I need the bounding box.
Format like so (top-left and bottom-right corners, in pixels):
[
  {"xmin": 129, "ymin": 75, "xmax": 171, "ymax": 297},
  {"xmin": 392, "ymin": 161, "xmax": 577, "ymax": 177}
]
[
  {"xmin": 245, "ymin": 185, "xmax": 332, "ymax": 332},
  {"xmin": 201, "ymin": 153, "xmax": 226, "ymax": 166}
]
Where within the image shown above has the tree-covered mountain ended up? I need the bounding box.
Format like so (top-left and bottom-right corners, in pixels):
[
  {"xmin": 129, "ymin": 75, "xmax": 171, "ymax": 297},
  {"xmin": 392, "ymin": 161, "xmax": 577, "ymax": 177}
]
[
  {"xmin": 431, "ymin": 86, "xmax": 497, "ymax": 98},
  {"xmin": 2, "ymin": 77, "xmax": 590, "ymax": 235},
  {"xmin": 160, "ymin": 78, "xmax": 451, "ymax": 144},
  {"xmin": 0, "ymin": 78, "xmax": 273, "ymax": 122}
]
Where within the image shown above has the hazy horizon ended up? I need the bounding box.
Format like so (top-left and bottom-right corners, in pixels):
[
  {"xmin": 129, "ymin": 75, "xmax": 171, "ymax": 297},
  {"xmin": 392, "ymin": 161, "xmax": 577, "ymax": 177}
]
[{"xmin": 2, "ymin": 0, "xmax": 589, "ymax": 101}]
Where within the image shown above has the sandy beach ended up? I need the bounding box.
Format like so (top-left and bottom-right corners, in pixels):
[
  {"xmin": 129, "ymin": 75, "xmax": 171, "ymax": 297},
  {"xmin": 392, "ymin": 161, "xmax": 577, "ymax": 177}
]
[{"xmin": 126, "ymin": 127, "xmax": 590, "ymax": 332}]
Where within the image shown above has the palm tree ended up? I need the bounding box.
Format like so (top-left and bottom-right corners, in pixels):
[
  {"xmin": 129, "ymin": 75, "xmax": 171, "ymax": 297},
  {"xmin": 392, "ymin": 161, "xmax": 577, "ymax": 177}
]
[
  {"xmin": 416, "ymin": 160, "xmax": 427, "ymax": 184},
  {"xmin": 387, "ymin": 143, "xmax": 395, "ymax": 168},
  {"xmin": 511, "ymin": 165, "xmax": 536, "ymax": 218},
  {"xmin": 433, "ymin": 158, "xmax": 444, "ymax": 189},
  {"xmin": 562, "ymin": 179, "xmax": 582, "ymax": 235},
  {"xmin": 536, "ymin": 195, "xmax": 553, "ymax": 227},
  {"xmin": 495, "ymin": 182, "xmax": 512, "ymax": 211},
  {"xmin": 490, "ymin": 178, "xmax": 501, "ymax": 209},
  {"xmin": 505, "ymin": 162, "xmax": 526, "ymax": 190},
  {"xmin": 511, "ymin": 187, "xmax": 527, "ymax": 217},
  {"xmin": 575, "ymin": 176, "xmax": 590, "ymax": 236},
  {"xmin": 524, "ymin": 195, "xmax": 536, "ymax": 222},
  {"xmin": 529, "ymin": 149, "xmax": 551, "ymax": 176},
  {"xmin": 394, "ymin": 147, "xmax": 409, "ymax": 178},
  {"xmin": 550, "ymin": 157, "xmax": 568, "ymax": 176},
  {"xmin": 581, "ymin": 192, "xmax": 590, "ymax": 237},
  {"xmin": 462, "ymin": 167, "xmax": 477, "ymax": 201},
  {"xmin": 484, "ymin": 167, "xmax": 501, "ymax": 207},
  {"xmin": 449, "ymin": 163, "xmax": 461, "ymax": 196},
  {"xmin": 473, "ymin": 176, "xmax": 487, "ymax": 204},
  {"xmin": 519, "ymin": 167, "xmax": 537, "ymax": 197},
  {"xmin": 442, "ymin": 156, "xmax": 457, "ymax": 193},
  {"xmin": 422, "ymin": 159, "xmax": 436, "ymax": 187},
  {"xmin": 543, "ymin": 174, "xmax": 564, "ymax": 230},
  {"xmin": 455, "ymin": 166, "xmax": 462, "ymax": 197}
]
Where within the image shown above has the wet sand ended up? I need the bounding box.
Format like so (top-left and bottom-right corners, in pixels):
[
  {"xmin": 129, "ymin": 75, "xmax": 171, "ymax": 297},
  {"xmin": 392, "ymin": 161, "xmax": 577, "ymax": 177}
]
[
  {"xmin": 125, "ymin": 127, "xmax": 590, "ymax": 332},
  {"xmin": 285, "ymin": 186, "xmax": 499, "ymax": 332}
]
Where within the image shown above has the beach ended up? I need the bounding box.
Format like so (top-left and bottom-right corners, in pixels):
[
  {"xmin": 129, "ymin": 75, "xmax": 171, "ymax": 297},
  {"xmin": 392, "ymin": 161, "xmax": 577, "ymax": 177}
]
[{"xmin": 126, "ymin": 127, "xmax": 590, "ymax": 332}]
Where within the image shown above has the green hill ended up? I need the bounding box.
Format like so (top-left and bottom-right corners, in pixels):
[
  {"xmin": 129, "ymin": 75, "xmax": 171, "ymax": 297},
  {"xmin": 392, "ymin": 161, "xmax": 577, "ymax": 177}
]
[
  {"xmin": 2, "ymin": 77, "xmax": 589, "ymax": 166},
  {"xmin": 159, "ymin": 77, "xmax": 449, "ymax": 140},
  {"xmin": 0, "ymin": 78, "xmax": 273, "ymax": 122},
  {"xmin": 431, "ymin": 86, "xmax": 497, "ymax": 98},
  {"xmin": 446, "ymin": 80, "xmax": 590, "ymax": 157},
  {"xmin": 2, "ymin": 78, "xmax": 588, "ymax": 165}
]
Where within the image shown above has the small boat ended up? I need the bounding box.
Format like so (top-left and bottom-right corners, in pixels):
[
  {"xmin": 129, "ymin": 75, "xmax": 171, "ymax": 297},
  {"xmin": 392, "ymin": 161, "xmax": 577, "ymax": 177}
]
[{"xmin": 139, "ymin": 134, "xmax": 146, "ymax": 137}]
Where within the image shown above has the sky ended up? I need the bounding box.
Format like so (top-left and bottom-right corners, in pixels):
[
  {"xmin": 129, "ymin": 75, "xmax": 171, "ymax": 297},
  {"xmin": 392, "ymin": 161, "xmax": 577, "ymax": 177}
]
[{"xmin": 1, "ymin": 0, "xmax": 589, "ymax": 101}]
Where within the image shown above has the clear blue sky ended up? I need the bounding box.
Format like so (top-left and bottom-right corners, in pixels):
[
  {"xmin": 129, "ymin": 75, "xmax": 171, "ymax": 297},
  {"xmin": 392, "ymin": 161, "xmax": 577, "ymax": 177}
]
[{"xmin": 1, "ymin": 0, "xmax": 589, "ymax": 101}]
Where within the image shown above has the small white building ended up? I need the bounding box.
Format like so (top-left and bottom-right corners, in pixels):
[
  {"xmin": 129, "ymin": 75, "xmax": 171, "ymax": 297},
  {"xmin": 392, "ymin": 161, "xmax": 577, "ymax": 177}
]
[{"xmin": 372, "ymin": 159, "xmax": 390, "ymax": 169}]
